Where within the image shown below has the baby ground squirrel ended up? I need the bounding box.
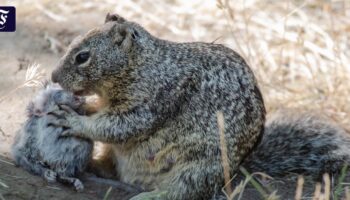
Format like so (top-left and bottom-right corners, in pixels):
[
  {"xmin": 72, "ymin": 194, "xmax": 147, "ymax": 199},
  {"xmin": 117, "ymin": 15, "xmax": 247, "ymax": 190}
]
[
  {"xmin": 12, "ymin": 82, "xmax": 93, "ymax": 191},
  {"xmin": 50, "ymin": 13, "xmax": 350, "ymax": 199}
]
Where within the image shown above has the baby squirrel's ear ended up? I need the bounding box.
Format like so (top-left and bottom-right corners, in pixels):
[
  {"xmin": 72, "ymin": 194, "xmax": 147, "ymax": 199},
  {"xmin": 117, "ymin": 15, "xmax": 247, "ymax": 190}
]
[
  {"xmin": 26, "ymin": 101, "xmax": 35, "ymax": 117},
  {"xmin": 43, "ymin": 80, "xmax": 50, "ymax": 89},
  {"xmin": 26, "ymin": 102, "xmax": 43, "ymax": 117},
  {"xmin": 105, "ymin": 13, "xmax": 126, "ymax": 24},
  {"xmin": 111, "ymin": 24, "xmax": 139, "ymax": 51}
]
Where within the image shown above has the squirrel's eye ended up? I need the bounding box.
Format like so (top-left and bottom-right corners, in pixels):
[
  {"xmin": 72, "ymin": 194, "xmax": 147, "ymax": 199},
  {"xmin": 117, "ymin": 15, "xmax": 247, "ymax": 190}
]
[{"xmin": 75, "ymin": 51, "xmax": 90, "ymax": 64}]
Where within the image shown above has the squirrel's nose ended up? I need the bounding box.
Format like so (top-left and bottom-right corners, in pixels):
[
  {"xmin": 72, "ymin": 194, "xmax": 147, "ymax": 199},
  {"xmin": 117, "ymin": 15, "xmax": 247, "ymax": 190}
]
[{"xmin": 51, "ymin": 69, "xmax": 59, "ymax": 83}]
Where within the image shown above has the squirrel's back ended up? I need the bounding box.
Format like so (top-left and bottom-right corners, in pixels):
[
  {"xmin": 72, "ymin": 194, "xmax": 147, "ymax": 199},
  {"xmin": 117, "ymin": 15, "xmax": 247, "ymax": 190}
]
[{"xmin": 242, "ymin": 110, "xmax": 350, "ymax": 178}]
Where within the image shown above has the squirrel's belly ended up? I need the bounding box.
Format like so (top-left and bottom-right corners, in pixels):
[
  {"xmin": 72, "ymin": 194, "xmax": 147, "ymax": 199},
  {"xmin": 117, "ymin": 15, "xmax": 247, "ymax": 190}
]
[
  {"xmin": 115, "ymin": 152, "xmax": 162, "ymax": 190},
  {"xmin": 113, "ymin": 139, "xmax": 180, "ymax": 190}
]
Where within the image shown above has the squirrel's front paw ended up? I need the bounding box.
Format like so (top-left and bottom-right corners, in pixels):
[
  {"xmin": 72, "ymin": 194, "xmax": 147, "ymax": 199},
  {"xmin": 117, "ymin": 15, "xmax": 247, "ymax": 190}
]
[
  {"xmin": 47, "ymin": 105, "xmax": 84, "ymax": 137},
  {"xmin": 73, "ymin": 179, "xmax": 84, "ymax": 192}
]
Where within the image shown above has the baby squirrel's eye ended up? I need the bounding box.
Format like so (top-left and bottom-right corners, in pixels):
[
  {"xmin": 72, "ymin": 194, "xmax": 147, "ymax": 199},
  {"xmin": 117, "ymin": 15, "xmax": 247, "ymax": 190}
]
[{"xmin": 75, "ymin": 51, "xmax": 90, "ymax": 64}]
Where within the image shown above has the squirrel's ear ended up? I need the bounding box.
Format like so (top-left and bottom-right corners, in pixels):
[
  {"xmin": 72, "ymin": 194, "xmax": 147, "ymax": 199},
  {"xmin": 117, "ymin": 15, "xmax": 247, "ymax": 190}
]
[
  {"xmin": 105, "ymin": 13, "xmax": 126, "ymax": 24},
  {"xmin": 112, "ymin": 24, "xmax": 139, "ymax": 51}
]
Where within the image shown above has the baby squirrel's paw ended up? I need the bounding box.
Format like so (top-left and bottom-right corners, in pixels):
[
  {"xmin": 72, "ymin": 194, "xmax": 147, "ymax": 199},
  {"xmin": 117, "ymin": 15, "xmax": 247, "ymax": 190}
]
[
  {"xmin": 47, "ymin": 105, "xmax": 85, "ymax": 137},
  {"xmin": 73, "ymin": 179, "xmax": 84, "ymax": 192},
  {"xmin": 56, "ymin": 175, "xmax": 85, "ymax": 192},
  {"xmin": 44, "ymin": 170, "xmax": 57, "ymax": 183}
]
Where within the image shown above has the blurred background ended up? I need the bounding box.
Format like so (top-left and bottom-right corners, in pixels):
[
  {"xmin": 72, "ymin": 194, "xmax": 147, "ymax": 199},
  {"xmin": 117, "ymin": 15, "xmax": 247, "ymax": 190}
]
[{"xmin": 0, "ymin": 0, "xmax": 349, "ymax": 154}]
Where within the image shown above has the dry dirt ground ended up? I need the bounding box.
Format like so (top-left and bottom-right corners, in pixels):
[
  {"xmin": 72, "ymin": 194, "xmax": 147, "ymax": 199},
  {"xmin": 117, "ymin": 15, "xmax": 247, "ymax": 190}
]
[
  {"xmin": 0, "ymin": 156, "xmax": 140, "ymax": 200},
  {"xmin": 0, "ymin": 0, "xmax": 349, "ymax": 199}
]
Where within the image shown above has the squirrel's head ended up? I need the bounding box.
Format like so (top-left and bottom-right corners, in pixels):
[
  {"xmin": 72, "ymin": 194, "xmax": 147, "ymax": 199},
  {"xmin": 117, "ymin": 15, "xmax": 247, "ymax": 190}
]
[{"xmin": 51, "ymin": 13, "xmax": 152, "ymax": 98}]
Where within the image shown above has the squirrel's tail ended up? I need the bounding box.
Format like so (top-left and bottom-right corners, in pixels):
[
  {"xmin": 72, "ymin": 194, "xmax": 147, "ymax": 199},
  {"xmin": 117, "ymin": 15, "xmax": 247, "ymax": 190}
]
[{"xmin": 242, "ymin": 110, "xmax": 350, "ymax": 178}]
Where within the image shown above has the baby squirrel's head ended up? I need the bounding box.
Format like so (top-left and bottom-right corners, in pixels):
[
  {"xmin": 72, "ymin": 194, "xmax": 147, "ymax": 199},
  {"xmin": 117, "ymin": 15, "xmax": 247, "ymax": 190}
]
[
  {"xmin": 51, "ymin": 13, "xmax": 153, "ymax": 98},
  {"xmin": 27, "ymin": 82, "xmax": 85, "ymax": 117}
]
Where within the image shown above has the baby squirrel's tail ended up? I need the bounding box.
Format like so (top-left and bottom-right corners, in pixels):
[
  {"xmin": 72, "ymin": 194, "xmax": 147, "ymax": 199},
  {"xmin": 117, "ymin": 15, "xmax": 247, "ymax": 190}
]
[{"xmin": 242, "ymin": 110, "xmax": 350, "ymax": 178}]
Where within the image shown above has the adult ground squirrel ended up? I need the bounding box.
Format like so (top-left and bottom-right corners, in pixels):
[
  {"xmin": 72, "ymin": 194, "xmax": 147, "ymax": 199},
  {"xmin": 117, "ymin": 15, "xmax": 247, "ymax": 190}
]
[
  {"xmin": 50, "ymin": 14, "xmax": 350, "ymax": 199},
  {"xmin": 12, "ymin": 83, "xmax": 93, "ymax": 191}
]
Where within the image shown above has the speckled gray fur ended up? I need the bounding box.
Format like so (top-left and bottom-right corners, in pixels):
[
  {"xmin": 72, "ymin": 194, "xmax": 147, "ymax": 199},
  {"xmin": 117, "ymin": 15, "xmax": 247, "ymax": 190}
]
[{"xmin": 11, "ymin": 83, "xmax": 93, "ymax": 191}]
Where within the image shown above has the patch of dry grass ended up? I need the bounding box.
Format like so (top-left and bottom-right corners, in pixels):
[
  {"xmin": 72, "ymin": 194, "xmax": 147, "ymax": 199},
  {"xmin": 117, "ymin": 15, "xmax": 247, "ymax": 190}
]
[
  {"xmin": 213, "ymin": 0, "xmax": 350, "ymax": 129},
  {"xmin": 0, "ymin": 63, "xmax": 45, "ymax": 103}
]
